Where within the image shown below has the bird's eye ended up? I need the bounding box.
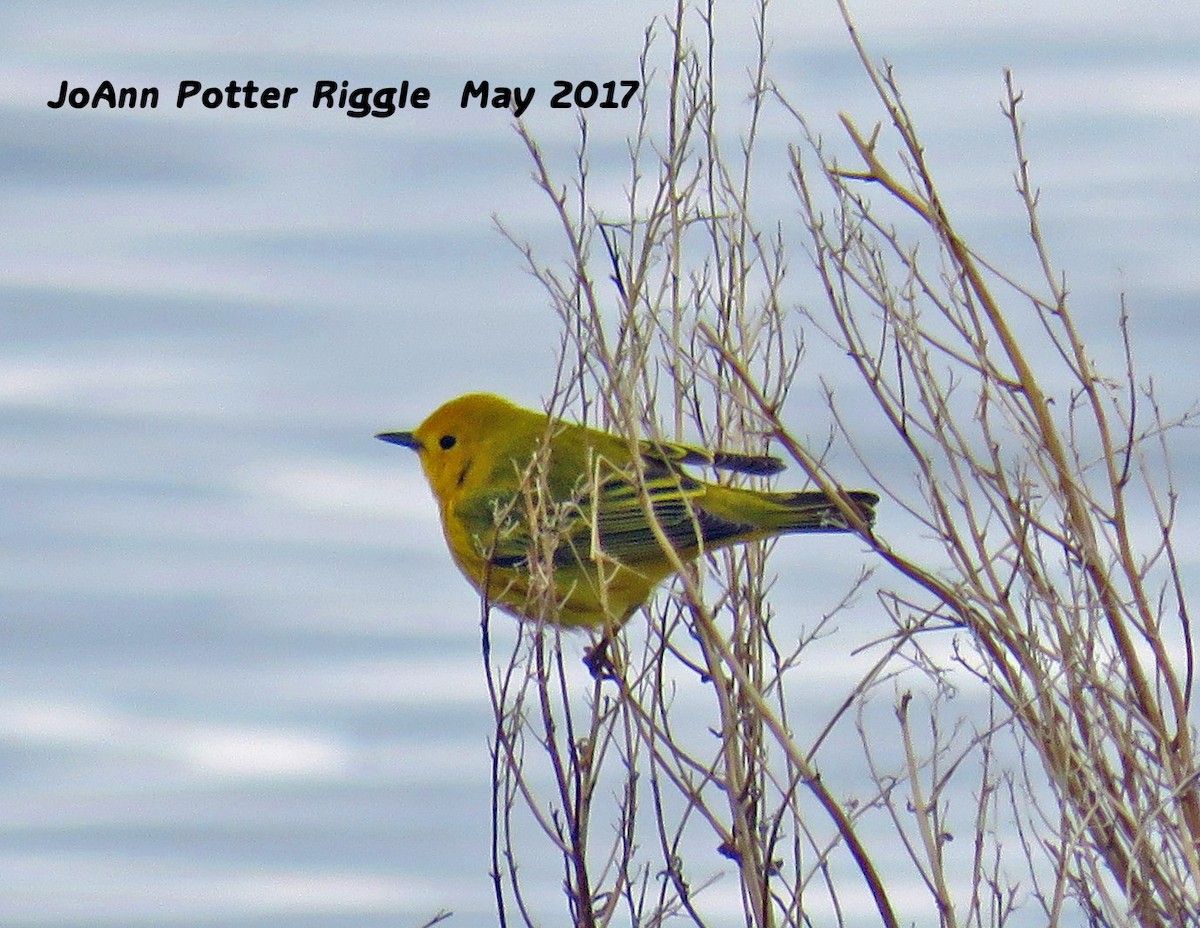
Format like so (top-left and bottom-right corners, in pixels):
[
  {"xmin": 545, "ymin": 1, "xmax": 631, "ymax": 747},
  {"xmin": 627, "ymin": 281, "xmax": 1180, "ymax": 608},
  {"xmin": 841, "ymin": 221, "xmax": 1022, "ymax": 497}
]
[{"xmin": 439, "ymin": 434, "xmax": 457, "ymax": 450}]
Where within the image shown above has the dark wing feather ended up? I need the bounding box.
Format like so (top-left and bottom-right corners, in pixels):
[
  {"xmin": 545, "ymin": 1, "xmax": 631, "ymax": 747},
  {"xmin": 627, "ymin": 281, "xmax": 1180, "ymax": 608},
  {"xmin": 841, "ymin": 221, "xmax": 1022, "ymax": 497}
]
[{"xmin": 638, "ymin": 439, "xmax": 785, "ymax": 476}]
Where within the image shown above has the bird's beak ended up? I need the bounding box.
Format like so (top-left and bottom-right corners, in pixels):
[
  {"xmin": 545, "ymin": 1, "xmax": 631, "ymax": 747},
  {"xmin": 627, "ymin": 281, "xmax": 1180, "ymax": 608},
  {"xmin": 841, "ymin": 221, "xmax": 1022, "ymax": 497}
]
[{"xmin": 376, "ymin": 431, "xmax": 423, "ymax": 451}]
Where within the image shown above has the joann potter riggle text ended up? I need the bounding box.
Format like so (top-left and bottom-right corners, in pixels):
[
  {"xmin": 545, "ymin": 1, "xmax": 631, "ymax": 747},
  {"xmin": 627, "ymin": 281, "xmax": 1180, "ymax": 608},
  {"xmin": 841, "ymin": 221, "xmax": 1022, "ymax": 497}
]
[{"xmin": 47, "ymin": 79, "xmax": 641, "ymax": 118}]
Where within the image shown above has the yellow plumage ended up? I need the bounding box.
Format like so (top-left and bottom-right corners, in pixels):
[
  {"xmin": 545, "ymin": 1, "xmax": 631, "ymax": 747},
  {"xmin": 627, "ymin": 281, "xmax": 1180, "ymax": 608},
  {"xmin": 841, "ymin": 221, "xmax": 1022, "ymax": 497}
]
[{"xmin": 378, "ymin": 393, "xmax": 877, "ymax": 628}]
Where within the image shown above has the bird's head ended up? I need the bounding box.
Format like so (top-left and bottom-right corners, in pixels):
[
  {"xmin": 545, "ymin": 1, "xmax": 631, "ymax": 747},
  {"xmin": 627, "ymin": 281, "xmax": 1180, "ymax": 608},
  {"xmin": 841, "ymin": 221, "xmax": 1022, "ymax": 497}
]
[{"xmin": 376, "ymin": 393, "xmax": 518, "ymax": 504}]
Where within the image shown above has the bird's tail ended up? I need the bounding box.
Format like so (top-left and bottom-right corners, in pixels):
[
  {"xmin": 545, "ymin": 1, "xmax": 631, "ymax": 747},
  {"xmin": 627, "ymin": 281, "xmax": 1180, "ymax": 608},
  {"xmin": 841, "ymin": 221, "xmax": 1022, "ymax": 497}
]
[{"xmin": 771, "ymin": 489, "xmax": 879, "ymax": 533}]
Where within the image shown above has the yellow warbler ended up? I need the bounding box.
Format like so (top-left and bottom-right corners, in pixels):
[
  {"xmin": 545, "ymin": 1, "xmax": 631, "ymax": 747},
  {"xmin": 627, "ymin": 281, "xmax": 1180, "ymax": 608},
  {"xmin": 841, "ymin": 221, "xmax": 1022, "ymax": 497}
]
[{"xmin": 377, "ymin": 393, "xmax": 877, "ymax": 629}]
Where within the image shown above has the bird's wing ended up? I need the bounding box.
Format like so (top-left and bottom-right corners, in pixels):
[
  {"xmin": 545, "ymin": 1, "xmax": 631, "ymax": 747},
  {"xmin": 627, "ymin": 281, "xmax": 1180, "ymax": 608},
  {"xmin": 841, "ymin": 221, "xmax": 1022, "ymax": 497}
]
[
  {"xmin": 586, "ymin": 472, "xmax": 755, "ymax": 564},
  {"xmin": 466, "ymin": 471, "xmax": 754, "ymax": 569}
]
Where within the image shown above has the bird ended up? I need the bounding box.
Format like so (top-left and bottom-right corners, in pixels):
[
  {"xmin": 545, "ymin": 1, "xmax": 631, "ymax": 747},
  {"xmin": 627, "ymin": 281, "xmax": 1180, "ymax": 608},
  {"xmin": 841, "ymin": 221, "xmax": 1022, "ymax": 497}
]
[{"xmin": 377, "ymin": 393, "xmax": 877, "ymax": 630}]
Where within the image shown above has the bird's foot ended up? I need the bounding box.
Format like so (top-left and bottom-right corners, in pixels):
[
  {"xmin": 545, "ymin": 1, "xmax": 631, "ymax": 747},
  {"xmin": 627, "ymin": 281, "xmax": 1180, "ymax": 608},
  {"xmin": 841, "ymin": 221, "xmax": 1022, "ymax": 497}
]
[{"xmin": 583, "ymin": 633, "xmax": 622, "ymax": 682}]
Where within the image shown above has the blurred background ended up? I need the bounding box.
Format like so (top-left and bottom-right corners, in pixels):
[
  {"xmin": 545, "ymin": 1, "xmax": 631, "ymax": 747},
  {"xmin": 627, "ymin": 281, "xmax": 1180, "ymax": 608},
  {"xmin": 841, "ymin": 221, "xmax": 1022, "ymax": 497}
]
[{"xmin": 2, "ymin": 1, "xmax": 1198, "ymax": 925}]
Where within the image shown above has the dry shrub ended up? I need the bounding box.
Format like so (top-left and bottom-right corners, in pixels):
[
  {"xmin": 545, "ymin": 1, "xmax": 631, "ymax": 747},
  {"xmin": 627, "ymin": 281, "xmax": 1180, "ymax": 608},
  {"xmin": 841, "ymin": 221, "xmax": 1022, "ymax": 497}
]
[{"xmin": 481, "ymin": 2, "xmax": 1199, "ymax": 926}]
